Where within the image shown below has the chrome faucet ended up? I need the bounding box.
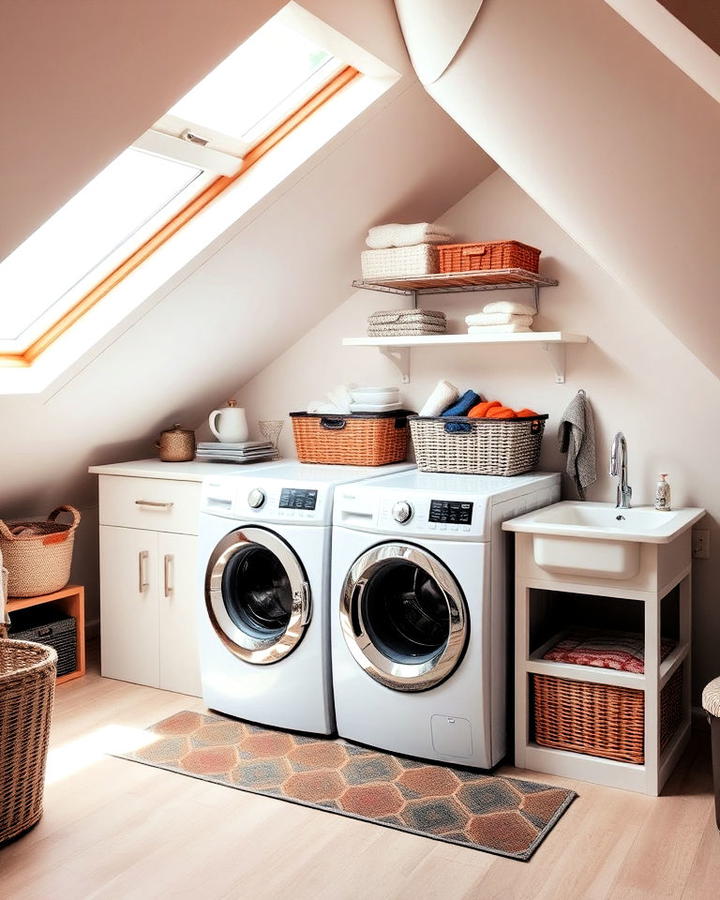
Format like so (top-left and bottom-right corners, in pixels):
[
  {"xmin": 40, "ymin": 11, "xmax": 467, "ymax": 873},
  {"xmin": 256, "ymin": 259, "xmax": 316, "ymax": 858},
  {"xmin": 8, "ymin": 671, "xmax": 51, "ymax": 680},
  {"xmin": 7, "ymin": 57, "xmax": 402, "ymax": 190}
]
[{"xmin": 609, "ymin": 432, "xmax": 632, "ymax": 508}]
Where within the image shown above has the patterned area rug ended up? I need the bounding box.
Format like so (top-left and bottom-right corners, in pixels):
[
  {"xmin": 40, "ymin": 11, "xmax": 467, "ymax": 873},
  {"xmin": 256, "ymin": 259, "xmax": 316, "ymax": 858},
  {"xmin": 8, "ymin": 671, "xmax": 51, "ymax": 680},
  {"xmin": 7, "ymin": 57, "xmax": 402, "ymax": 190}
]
[{"xmin": 115, "ymin": 711, "xmax": 576, "ymax": 861}]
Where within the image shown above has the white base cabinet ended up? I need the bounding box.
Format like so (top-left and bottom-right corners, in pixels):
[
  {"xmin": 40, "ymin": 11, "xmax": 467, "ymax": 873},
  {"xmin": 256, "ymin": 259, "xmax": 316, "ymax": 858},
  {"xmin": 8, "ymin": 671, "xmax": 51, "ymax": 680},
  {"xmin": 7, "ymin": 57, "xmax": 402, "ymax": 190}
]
[{"xmin": 96, "ymin": 473, "xmax": 202, "ymax": 697}]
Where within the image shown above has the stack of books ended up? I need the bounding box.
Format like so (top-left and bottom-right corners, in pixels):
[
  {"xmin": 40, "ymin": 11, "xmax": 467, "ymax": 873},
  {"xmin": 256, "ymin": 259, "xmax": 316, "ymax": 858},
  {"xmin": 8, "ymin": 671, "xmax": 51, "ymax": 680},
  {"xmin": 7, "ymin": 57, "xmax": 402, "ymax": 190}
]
[{"xmin": 196, "ymin": 441, "xmax": 277, "ymax": 464}]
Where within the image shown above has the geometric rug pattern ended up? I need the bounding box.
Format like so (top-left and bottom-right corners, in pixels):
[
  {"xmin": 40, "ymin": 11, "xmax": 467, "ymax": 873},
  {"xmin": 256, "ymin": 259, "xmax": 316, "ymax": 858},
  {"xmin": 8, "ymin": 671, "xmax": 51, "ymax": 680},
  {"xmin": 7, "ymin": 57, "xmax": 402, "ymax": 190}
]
[{"xmin": 115, "ymin": 711, "xmax": 577, "ymax": 861}]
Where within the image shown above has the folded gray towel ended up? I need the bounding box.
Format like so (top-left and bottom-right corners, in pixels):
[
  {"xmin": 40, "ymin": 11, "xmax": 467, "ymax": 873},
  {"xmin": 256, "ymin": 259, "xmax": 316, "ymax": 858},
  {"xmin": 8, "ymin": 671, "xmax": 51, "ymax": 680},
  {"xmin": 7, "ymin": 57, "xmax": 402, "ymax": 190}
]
[{"xmin": 558, "ymin": 390, "xmax": 597, "ymax": 500}]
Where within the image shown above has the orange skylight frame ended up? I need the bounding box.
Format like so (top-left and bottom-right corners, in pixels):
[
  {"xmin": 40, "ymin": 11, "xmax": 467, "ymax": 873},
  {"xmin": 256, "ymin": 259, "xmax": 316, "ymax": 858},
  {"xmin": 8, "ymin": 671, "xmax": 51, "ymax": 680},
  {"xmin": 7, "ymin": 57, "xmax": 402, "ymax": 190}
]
[{"xmin": 1, "ymin": 64, "xmax": 359, "ymax": 369}]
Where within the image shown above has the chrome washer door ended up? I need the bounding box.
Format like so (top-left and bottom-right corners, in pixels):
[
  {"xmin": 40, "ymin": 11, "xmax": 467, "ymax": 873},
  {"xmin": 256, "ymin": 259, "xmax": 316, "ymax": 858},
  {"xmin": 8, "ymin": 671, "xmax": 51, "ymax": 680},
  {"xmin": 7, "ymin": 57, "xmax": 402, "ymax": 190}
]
[
  {"xmin": 340, "ymin": 542, "xmax": 468, "ymax": 692},
  {"xmin": 206, "ymin": 527, "xmax": 310, "ymax": 665}
]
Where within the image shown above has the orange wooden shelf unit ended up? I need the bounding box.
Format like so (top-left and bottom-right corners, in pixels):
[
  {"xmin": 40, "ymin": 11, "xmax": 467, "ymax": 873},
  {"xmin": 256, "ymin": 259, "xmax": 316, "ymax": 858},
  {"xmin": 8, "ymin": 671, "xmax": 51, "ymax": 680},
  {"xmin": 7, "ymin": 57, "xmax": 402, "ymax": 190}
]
[{"xmin": 7, "ymin": 584, "xmax": 86, "ymax": 684}]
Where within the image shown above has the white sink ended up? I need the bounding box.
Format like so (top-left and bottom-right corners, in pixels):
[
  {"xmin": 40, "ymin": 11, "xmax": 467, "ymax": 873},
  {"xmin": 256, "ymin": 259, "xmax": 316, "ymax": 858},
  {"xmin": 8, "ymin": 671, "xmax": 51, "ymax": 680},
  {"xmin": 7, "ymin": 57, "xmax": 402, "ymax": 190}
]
[{"xmin": 503, "ymin": 501, "xmax": 705, "ymax": 579}]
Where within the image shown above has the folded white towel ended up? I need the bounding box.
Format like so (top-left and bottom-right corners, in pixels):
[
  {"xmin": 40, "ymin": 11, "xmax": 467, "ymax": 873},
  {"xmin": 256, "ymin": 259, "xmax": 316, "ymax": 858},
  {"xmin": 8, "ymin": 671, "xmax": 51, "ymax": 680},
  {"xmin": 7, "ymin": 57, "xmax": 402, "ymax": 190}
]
[
  {"xmin": 307, "ymin": 384, "xmax": 353, "ymax": 415},
  {"xmin": 366, "ymin": 222, "xmax": 454, "ymax": 250},
  {"xmin": 419, "ymin": 379, "xmax": 459, "ymax": 417},
  {"xmin": 465, "ymin": 313, "xmax": 534, "ymax": 327},
  {"xmin": 482, "ymin": 300, "xmax": 537, "ymax": 316},
  {"xmin": 468, "ymin": 324, "xmax": 532, "ymax": 334}
]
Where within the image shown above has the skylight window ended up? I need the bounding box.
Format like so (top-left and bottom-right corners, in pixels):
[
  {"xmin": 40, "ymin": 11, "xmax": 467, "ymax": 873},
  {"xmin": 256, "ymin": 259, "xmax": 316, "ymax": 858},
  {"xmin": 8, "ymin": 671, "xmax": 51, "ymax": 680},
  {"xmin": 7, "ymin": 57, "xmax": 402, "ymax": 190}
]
[
  {"xmin": 0, "ymin": 10, "xmax": 347, "ymax": 364},
  {"xmin": 0, "ymin": 149, "xmax": 206, "ymax": 352}
]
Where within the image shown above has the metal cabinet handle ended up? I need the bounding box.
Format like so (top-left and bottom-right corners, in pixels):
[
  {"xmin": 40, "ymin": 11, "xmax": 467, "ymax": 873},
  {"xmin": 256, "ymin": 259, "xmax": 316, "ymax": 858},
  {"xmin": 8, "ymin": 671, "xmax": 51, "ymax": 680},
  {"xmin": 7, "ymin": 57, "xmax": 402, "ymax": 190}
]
[
  {"xmin": 138, "ymin": 550, "xmax": 149, "ymax": 593},
  {"xmin": 164, "ymin": 554, "xmax": 174, "ymax": 597},
  {"xmin": 135, "ymin": 500, "xmax": 174, "ymax": 510}
]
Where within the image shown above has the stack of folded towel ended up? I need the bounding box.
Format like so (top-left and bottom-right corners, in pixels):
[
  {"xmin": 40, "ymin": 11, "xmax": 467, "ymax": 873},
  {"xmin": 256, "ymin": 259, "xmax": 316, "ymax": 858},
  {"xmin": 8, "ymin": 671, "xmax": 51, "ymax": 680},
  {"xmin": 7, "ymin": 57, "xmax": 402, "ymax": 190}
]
[
  {"xmin": 361, "ymin": 222, "xmax": 454, "ymax": 279},
  {"xmin": 465, "ymin": 299, "xmax": 536, "ymax": 335},
  {"xmin": 367, "ymin": 308, "xmax": 447, "ymax": 337}
]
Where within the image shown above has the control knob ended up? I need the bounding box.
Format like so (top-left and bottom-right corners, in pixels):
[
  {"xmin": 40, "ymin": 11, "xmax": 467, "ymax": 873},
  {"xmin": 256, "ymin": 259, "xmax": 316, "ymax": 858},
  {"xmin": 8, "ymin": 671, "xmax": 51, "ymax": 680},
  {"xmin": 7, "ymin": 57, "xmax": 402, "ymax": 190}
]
[
  {"xmin": 392, "ymin": 501, "xmax": 413, "ymax": 524},
  {"xmin": 247, "ymin": 488, "xmax": 265, "ymax": 509}
]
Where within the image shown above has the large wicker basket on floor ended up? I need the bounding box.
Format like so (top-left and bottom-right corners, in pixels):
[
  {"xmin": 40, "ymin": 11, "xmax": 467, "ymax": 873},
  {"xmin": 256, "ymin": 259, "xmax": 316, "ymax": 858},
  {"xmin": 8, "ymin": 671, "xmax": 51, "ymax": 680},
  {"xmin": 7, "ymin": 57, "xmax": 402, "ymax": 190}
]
[
  {"xmin": 0, "ymin": 640, "xmax": 57, "ymax": 845},
  {"xmin": 409, "ymin": 414, "xmax": 548, "ymax": 476},
  {"xmin": 533, "ymin": 668, "xmax": 683, "ymax": 765},
  {"xmin": 0, "ymin": 506, "xmax": 81, "ymax": 598},
  {"xmin": 290, "ymin": 411, "xmax": 412, "ymax": 466}
]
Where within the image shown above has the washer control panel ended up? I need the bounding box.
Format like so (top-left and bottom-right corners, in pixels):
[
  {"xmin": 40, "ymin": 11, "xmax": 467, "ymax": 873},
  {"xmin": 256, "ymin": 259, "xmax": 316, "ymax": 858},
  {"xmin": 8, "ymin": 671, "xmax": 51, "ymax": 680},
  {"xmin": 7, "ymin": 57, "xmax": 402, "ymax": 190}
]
[
  {"xmin": 279, "ymin": 488, "xmax": 318, "ymax": 511},
  {"xmin": 429, "ymin": 500, "xmax": 473, "ymax": 525},
  {"xmin": 392, "ymin": 501, "xmax": 413, "ymax": 524}
]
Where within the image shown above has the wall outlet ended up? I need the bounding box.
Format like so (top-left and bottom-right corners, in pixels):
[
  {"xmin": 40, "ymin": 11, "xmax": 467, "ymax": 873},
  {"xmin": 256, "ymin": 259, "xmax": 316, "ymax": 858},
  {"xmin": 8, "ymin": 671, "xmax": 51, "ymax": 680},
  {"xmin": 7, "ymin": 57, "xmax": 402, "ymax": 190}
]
[{"xmin": 692, "ymin": 528, "xmax": 710, "ymax": 559}]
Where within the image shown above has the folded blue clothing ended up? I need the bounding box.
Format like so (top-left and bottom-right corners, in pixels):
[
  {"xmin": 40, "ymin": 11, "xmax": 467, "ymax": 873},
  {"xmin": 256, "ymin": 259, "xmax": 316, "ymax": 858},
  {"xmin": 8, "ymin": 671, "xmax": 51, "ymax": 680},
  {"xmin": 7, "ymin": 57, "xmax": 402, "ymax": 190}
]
[
  {"xmin": 441, "ymin": 390, "xmax": 481, "ymax": 417},
  {"xmin": 441, "ymin": 390, "xmax": 481, "ymax": 433}
]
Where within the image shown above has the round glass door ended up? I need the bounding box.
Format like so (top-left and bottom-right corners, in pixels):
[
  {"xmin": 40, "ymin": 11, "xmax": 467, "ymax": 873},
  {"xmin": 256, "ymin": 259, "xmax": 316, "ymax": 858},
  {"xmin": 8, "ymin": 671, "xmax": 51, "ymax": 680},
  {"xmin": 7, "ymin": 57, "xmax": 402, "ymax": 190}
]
[
  {"xmin": 339, "ymin": 542, "xmax": 468, "ymax": 691},
  {"xmin": 205, "ymin": 527, "xmax": 310, "ymax": 665}
]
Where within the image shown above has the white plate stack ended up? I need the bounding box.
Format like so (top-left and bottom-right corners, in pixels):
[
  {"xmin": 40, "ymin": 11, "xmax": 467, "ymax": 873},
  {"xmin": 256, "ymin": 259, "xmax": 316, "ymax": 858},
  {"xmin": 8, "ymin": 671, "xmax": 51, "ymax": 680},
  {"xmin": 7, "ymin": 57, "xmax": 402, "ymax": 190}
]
[
  {"xmin": 196, "ymin": 441, "xmax": 277, "ymax": 464},
  {"xmin": 349, "ymin": 386, "xmax": 402, "ymax": 412}
]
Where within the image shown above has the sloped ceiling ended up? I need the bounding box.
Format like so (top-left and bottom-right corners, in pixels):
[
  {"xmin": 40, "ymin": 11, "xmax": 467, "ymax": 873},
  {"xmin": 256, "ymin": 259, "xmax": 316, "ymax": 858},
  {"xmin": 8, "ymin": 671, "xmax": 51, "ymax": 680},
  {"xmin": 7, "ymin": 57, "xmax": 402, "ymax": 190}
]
[
  {"xmin": 396, "ymin": 0, "xmax": 720, "ymax": 379},
  {"xmin": 0, "ymin": 0, "xmax": 411, "ymax": 262},
  {"xmin": 0, "ymin": 79, "xmax": 495, "ymax": 514}
]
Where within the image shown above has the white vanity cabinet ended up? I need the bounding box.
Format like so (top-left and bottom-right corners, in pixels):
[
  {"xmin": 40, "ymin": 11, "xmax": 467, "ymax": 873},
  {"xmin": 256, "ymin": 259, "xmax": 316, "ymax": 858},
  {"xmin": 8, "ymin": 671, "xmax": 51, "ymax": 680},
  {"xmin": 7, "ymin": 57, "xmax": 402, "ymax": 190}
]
[{"xmin": 90, "ymin": 461, "xmax": 219, "ymax": 697}]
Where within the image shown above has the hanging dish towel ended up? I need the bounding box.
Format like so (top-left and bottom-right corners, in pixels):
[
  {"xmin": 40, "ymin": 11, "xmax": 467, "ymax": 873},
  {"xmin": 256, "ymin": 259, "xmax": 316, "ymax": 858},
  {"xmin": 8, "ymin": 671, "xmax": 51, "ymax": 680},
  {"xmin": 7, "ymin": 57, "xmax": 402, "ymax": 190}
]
[{"xmin": 558, "ymin": 390, "xmax": 597, "ymax": 499}]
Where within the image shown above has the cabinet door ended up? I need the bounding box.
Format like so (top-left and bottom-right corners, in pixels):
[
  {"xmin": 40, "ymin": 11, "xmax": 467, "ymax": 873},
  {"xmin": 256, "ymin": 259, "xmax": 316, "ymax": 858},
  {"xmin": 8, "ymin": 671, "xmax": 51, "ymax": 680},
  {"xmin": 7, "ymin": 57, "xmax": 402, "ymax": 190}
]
[
  {"xmin": 157, "ymin": 532, "xmax": 201, "ymax": 696},
  {"xmin": 100, "ymin": 525, "xmax": 160, "ymax": 687}
]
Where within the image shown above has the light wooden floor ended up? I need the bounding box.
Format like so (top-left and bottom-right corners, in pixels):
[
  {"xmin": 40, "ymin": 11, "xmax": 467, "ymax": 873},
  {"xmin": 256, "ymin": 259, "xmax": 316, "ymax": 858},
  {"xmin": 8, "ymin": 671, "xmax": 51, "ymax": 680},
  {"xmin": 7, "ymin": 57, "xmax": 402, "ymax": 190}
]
[{"xmin": 1, "ymin": 660, "xmax": 718, "ymax": 900}]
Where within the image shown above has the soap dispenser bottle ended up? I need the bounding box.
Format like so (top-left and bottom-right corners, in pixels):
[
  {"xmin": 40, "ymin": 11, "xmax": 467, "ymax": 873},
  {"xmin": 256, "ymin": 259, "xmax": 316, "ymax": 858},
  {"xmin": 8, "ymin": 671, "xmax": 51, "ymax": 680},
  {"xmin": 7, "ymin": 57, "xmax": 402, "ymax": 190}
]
[{"xmin": 655, "ymin": 473, "xmax": 671, "ymax": 511}]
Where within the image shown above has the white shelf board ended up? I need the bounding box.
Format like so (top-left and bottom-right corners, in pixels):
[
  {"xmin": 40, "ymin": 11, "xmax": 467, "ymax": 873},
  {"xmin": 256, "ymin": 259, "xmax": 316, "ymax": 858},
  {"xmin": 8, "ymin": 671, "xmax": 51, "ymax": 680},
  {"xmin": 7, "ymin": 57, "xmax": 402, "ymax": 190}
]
[
  {"xmin": 342, "ymin": 331, "xmax": 587, "ymax": 348},
  {"xmin": 525, "ymin": 657, "xmax": 645, "ymax": 690},
  {"xmin": 342, "ymin": 331, "xmax": 588, "ymax": 384}
]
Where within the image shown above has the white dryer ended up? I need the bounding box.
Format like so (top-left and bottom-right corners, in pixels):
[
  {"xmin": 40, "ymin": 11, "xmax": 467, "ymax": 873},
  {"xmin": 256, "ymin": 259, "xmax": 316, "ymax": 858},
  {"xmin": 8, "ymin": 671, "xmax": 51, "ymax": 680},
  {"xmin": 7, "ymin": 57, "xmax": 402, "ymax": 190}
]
[
  {"xmin": 197, "ymin": 462, "xmax": 412, "ymax": 735},
  {"xmin": 331, "ymin": 470, "xmax": 560, "ymax": 767}
]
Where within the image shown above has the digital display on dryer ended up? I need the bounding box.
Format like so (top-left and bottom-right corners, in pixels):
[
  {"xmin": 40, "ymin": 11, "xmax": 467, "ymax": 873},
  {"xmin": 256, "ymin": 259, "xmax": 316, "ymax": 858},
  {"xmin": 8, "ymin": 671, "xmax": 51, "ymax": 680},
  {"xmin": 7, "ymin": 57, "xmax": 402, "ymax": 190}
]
[
  {"xmin": 429, "ymin": 500, "xmax": 473, "ymax": 524},
  {"xmin": 279, "ymin": 488, "xmax": 318, "ymax": 510}
]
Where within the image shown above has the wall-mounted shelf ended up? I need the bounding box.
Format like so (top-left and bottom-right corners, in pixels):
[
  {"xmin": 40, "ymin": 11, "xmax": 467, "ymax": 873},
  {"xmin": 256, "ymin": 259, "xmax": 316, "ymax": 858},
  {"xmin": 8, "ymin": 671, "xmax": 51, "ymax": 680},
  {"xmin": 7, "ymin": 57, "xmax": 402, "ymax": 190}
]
[
  {"xmin": 352, "ymin": 268, "xmax": 559, "ymax": 296},
  {"xmin": 342, "ymin": 332, "xmax": 588, "ymax": 384},
  {"xmin": 348, "ymin": 267, "xmax": 585, "ymax": 382}
]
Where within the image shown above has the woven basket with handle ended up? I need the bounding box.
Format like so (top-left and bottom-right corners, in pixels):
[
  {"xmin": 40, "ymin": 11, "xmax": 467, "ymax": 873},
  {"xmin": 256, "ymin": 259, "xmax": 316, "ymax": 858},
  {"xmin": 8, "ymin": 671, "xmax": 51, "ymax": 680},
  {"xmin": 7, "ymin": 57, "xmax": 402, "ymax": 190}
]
[
  {"xmin": 437, "ymin": 240, "xmax": 540, "ymax": 274},
  {"xmin": 0, "ymin": 640, "xmax": 57, "ymax": 845},
  {"xmin": 0, "ymin": 506, "xmax": 81, "ymax": 598}
]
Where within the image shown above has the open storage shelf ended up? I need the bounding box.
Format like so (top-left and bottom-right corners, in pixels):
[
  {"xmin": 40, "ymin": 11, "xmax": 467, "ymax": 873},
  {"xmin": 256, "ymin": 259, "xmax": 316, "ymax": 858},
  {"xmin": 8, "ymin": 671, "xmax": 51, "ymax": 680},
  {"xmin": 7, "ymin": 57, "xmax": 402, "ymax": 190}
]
[
  {"xmin": 347, "ymin": 268, "xmax": 587, "ymax": 383},
  {"xmin": 352, "ymin": 268, "xmax": 559, "ymax": 295}
]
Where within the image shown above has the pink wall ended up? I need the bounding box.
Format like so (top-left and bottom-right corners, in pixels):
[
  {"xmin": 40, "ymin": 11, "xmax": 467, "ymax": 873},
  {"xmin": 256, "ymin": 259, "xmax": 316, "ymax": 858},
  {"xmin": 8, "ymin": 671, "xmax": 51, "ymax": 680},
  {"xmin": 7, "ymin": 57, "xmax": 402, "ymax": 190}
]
[{"xmin": 400, "ymin": 0, "xmax": 720, "ymax": 379}]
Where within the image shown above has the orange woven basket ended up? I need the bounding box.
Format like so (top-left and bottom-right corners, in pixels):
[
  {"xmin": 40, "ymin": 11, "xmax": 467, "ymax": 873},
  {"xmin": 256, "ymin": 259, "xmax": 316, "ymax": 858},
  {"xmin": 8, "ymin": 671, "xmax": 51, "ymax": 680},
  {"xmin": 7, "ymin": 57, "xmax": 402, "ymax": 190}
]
[
  {"xmin": 290, "ymin": 411, "xmax": 412, "ymax": 466},
  {"xmin": 438, "ymin": 240, "xmax": 540, "ymax": 274},
  {"xmin": 532, "ymin": 668, "xmax": 683, "ymax": 765}
]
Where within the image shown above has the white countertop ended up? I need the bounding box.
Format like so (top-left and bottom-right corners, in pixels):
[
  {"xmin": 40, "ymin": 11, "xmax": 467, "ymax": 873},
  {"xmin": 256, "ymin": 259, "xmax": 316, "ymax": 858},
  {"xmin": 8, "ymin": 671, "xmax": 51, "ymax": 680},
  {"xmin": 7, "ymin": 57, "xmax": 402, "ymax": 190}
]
[{"xmin": 88, "ymin": 458, "xmax": 288, "ymax": 482}]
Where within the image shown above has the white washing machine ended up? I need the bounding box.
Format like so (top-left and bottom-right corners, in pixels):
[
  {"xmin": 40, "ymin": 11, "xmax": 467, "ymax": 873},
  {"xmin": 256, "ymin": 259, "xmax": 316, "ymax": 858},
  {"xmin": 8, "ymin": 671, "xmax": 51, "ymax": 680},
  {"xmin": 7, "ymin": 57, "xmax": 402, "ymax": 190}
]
[
  {"xmin": 197, "ymin": 461, "xmax": 413, "ymax": 735},
  {"xmin": 331, "ymin": 469, "xmax": 561, "ymax": 767}
]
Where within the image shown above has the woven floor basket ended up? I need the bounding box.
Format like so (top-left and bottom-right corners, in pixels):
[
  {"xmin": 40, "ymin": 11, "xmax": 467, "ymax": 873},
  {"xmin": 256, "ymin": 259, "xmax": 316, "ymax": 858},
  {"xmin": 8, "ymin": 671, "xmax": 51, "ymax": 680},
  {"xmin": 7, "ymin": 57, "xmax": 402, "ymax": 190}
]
[
  {"xmin": 533, "ymin": 668, "xmax": 683, "ymax": 765},
  {"xmin": 290, "ymin": 412, "xmax": 411, "ymax": 466},
  {"xmin": 409, "ymin": 415, "xmax": 547, "ymax": 476},
  {"xmin": 0, "ymin": 506, "xmax": 81, "ymax": 598},
  {"xmin": 0, "ymin": 640, "xmax": 57, "ymax": 845},
  {"xmin": 437, "ymin": 240, "xmax": 540, "ymax": 274}
]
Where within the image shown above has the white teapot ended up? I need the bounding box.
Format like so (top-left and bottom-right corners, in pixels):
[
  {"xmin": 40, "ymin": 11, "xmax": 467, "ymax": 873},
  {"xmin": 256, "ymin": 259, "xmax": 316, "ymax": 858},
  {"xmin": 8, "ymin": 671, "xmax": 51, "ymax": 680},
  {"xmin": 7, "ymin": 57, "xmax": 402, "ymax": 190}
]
[{"xmin": 208, "ymin": 400, "xmax": 249, "ymax": 443}]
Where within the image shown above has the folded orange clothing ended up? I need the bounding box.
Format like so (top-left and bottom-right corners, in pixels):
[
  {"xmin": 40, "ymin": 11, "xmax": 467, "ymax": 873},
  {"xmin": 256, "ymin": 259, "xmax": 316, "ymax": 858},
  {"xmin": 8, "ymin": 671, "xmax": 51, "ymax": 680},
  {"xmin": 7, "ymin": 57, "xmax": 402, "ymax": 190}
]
[
  {"xmin": 468, "ymin": 400, "xmax": 501, "ymax": 418},
  {"xmin": 515, "ymin": 407, "xmax": 539, "ymax": 418},
  {"xmin": 486, "ymin": 406, "xmax": 516, "ymax": 419}
]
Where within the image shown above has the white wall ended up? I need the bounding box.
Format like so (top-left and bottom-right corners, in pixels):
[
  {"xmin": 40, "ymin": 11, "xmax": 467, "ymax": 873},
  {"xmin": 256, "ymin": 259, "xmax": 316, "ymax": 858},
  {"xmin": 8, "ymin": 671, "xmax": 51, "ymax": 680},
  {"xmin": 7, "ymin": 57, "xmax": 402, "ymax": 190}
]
[
  {"xmin": 398, "ymin": 0, "xmax": 720, "ymax": 379},
  {"xmin": 232, "ymin": 168, "xmax": 720, "ymax": 701}
]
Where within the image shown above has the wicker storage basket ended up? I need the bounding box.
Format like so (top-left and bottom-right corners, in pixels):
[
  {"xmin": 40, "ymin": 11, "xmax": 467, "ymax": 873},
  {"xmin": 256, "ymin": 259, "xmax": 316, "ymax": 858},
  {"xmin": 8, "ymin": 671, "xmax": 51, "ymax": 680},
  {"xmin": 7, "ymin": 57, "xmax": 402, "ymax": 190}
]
[
  {"xmin": 0, "ymin": 506, "xmax": 81, "ymax": 598},
  {"xmin": 409, "ymin": 414, "xmax": 547, "ymax": 476},
  {"xmin": 361, "ymin": 245, "xmax": 439, "ymax": 279},
  {"xmin": 290, "ymin": 411, "xmax": 413, "ymax": 466},
  {"xmin": 437, "ymin": 240, "xmax": 540, "ymax": 274},
  {"xmin": 533, "ymin": 668, "xmax": 683, "ymax": 765},
  {"xmin": 9, "ymin": 608, "xmax": 77, "ymax": 678},
  {"xmin": 0, "ymin": 639, "xmax": 57, "ymax": 845}
]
